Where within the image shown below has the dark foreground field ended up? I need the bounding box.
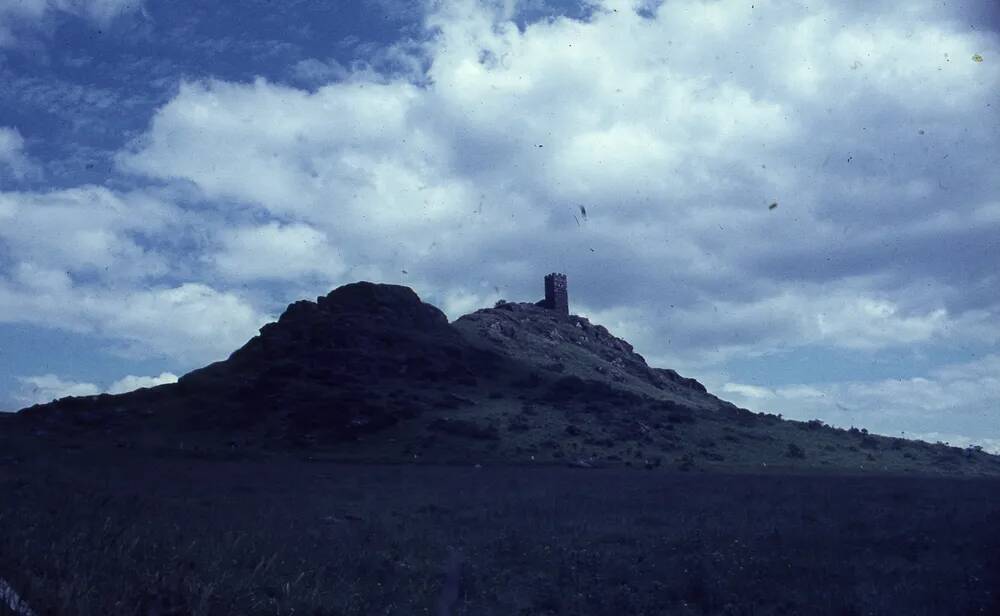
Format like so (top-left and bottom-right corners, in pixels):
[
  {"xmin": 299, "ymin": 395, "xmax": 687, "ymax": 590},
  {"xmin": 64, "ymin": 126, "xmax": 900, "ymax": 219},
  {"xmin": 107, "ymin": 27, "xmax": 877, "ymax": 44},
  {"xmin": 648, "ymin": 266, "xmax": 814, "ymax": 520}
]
[{"xmin": 1, "ymin": 446, "xmax": 999, "ymax": 615}]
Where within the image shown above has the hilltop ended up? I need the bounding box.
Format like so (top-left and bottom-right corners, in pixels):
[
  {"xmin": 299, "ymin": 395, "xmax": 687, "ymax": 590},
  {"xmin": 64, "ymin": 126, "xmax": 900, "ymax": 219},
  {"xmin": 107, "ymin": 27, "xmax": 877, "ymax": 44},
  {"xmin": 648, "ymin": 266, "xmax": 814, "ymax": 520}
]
[{"xmin": 8, "ymin": 281, "xmax": 1000, "ymax": 475}]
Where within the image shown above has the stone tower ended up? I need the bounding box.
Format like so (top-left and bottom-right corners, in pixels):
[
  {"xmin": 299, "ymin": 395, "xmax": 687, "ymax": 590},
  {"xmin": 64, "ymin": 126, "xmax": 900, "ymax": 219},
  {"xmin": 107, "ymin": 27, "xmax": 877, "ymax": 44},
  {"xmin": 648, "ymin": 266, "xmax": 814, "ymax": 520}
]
[{"xmin": 544, "ymin": 272, "xmax": 569, "ymax": 316}]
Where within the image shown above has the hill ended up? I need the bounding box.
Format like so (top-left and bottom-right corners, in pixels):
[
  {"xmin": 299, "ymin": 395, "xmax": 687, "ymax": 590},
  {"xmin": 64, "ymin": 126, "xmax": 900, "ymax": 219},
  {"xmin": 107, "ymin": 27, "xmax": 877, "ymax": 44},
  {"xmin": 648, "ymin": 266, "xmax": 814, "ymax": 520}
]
[{"xmin": 9, "ymin": 281, "xmax": 1000, "ymax": 475}]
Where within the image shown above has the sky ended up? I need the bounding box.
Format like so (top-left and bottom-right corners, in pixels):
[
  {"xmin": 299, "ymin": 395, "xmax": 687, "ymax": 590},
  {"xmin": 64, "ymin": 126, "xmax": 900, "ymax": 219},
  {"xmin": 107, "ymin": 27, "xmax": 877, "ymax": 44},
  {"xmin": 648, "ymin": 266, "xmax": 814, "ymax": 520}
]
[{"xmin": 0, "ymin": 0, "xmax": 997, "ymax": 451}]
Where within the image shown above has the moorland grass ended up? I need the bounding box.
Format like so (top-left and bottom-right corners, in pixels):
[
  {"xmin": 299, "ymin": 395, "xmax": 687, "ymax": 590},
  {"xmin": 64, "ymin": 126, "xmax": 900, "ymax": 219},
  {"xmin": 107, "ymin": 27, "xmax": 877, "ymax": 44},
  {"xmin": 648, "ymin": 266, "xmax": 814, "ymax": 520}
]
[{"xmin": 1, "ymin": 446, "xmax": 998, "ymax": 615}]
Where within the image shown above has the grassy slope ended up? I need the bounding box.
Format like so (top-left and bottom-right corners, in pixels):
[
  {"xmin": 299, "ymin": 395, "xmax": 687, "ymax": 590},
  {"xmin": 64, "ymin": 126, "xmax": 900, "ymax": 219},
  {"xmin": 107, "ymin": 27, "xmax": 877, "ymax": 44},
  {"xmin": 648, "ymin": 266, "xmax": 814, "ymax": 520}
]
[
  {"xmin": 10, "ymin": 378, "xmax": 998, "ymax": 476},
  {"xmin": 1, "ymin": 448, "xmax": 998, "ymax": 615},
  {"xmin": 291, "ymin": 379, "xmax": 1000, "ymax": 476}
]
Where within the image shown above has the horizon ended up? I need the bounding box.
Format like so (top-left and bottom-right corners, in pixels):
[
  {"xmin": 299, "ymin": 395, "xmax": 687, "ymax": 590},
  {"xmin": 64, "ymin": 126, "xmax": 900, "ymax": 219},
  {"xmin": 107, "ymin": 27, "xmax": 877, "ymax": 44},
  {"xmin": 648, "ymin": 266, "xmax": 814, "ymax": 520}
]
[{"xmin": 0, "ymin": 0, "xmax": 998, "ymax": 453}]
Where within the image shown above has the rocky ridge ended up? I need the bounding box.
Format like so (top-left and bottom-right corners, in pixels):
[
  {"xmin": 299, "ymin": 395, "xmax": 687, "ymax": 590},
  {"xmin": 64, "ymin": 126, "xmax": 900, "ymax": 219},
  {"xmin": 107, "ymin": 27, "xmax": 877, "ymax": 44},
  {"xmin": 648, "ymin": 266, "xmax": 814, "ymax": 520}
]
[
  {"xmin": 11, "ymin": 282, "xmax": 1000, "ymax": 475},
  {"xmin": 453, "ymin": 302, "xmax": 719, "ymax": 409}
]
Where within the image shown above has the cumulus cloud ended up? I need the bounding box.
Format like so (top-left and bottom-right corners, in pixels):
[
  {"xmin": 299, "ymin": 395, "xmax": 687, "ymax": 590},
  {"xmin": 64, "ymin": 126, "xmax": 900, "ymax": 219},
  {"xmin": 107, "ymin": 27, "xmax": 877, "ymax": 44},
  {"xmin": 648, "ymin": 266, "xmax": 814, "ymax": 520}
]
[
  {"xmin": 212, "ymin": 222, "xmax": 347, "ymax": 282},
  {"xmin": 0, "ymin": 186, "xmax": 175, "ymax": 279},
  {"xmin": 0, "ymin": 184, "xmax": 274, "ymax": 368},
  {"xmin": 108, "ymin": 283, "xmax": 271, "ymax": 361},
  {"xmin": 654, "ymin": 283, "xmax": 967, "ymax": 365},
  {"xmin": 15, "ymin": 374, "xmax": 100, "ymax": 406},
  {"xmin": 0, "ymin": 127, "xmax": 38, "ymax": 179},
  {"xmin": 291, "ymin": 57, "xmax": 349, "ymax": 86},
  {"xmin": 0, "ymin": 277, "xmax": 270, "ymax": 364},
  {"xmin": 14, "ymin": 371, "xmax": 178, "ymax": 407},
  {"xmin": 719, "ymin": 354, "xmax": 1000, "ymax": 452},
  {"xmin": 113, "ymin": 0, "xmax": 999, "ymax": 360},
  {"xmin": 905, "ymin": 433, "xmax": 1000, "ymax": 455},
  {"xmin": 106, "ymin": 371, "xmax": 178, "ymax": 394}
]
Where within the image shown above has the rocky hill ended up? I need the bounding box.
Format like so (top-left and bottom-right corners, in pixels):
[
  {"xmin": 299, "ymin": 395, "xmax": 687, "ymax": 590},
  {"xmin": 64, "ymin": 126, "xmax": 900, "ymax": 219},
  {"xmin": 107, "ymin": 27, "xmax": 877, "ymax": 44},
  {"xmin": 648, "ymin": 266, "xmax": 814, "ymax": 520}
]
[
  {"xmin": 10, "ymin": 282, "xmax": 1000, "ymax": 475},
  {"xmin": 454, "ymin": 301, "xmax": 719, "ymax": 408}
]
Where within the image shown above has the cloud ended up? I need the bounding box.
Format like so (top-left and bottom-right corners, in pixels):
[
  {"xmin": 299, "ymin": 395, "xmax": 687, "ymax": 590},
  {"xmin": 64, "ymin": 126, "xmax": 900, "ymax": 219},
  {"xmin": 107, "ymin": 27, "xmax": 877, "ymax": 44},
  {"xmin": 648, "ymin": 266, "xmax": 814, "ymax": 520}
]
[
  {"xmin": 106, "ymin": 371, "xmax": 178, "ymax": 394},
  {"xmin": 212, "ymin": 222, "xmax": 347, "ymax": 282},
  {"xmin": 0, "ymin": 0, "xmax": 144, "ymax": 46},
  {"xmin": 290, "ymin": 57, "xmax": 349, "ymax": 86},
  {"xmin": 0, "ymin": 185, "xmax": 175, "ymax": 279},
  {"xmin": 14, "ymin": 371, "xmax": 178, "ymax": 407},
  {"xmin": 719, "ymin": 354, "xmax": 1000, "ymax": 450},
  {"xmin": 0, "ymin": 276, "xmax": 271, "ymax": 364},
  {"xmin": 0, "ymin": 127, "xmax": 39, "ymax": 179},
  {"xmin": 0, "ymin": 184, "xmax": 271, "ymax": 369},
  {"xmin": 107, "ymin": 284, "xmax": 271, "ymax": 361},
  {"xmin": 905, "ymin": 433, "xmax": 1000, "ymax": 455},
  {"xmin": 15, "ymin": 374, "xmax": 100, "ymax": 406},
  {"xmin": 722, "ymin": 383, "xmax": 774, "ymax": 400},
  {"xmin": 660, "ymin": 284, "xmax": 959, "ymax": 362},
  {"xmin": 113, "ymin": 0, "xmax": 999, "ymax": 360}
]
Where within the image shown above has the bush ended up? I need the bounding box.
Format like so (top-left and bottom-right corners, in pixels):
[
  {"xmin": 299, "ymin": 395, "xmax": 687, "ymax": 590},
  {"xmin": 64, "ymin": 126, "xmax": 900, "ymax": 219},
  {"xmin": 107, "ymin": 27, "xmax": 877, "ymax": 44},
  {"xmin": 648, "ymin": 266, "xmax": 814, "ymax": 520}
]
[{"xmin": 786, "ymin": 443, "xmax": 806, "ymax": 459}]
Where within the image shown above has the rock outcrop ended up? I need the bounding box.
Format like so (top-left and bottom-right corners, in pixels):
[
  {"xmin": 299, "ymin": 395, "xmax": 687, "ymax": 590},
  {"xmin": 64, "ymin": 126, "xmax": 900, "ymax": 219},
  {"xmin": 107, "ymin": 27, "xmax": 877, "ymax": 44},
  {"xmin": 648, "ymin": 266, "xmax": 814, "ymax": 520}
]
[
  {"xmin": 173, "ymin": 282, "xmax": 503, "ymax": 440},
  {"xmin": 19, "ymin": 282, "xmax": 504, "ymax": 442},
  {"xmin": 453, "ymin": 302, "xmax": 723, "ymax": 410}
]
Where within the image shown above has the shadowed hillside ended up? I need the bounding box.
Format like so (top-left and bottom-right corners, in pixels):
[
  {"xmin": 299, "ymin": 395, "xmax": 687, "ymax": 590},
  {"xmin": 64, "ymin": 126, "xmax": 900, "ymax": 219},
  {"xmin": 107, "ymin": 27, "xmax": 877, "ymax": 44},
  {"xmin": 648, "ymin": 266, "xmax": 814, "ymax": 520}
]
[{"xmin": 9, "ymin": 281, "xmax": 1000, "ymax": 475}]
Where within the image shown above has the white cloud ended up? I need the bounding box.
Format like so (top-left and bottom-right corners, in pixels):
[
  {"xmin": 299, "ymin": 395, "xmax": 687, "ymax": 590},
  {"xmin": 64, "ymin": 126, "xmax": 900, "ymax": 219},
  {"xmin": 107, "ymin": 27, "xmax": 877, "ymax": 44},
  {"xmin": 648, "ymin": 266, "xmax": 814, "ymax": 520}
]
[
  {"xmin": 15, "ymin": 374, "xmax": 100, "ymax": 406},
  {"xmin": 722, "ymin": 382, "xmax": 774, "ymax": 400},
  {"xmin": 0, "ymin": 278, "xmax": 271, "ymax": 364},
  {"xmin": 1, "ymin": 0, "xmax": 140, "ymax": 23},
  {"xmin": 111, "ymin": 0, "xmax": 999, "ymax": 358},
  {"xmin": 14, "ymin": 371, "xmax": 178, "ymax": 407},
  {"xmin": 718, "ymin": 354, "xmax": 1000, "ymax": 451},
  {"xmin": 0, "ymin": 127, "xmax": 38, "ymax": 179},
  {"xmin": 0, "ymin": 186, "xmax": 175, "ymax": 279},
  {"xmin": 905, "ymin": 433, "xmax": 1000, "ymax": 455},
  {"xmin": 104, "ymin": 283, "xmax": 272, "ymax": 362},
  {"xmin": 291, "ymin": 57, "xmax": 349, "ymax": 85},
  {"xmin": 669, "ymin": 286, "xmax": 953, "ymax": 357},
  {"xmin": 438, "ymin": 287, "xmax": 494, "ymax": 321},
  {"xmin": 212, "ymin": 222, "xmax": 347, "ymax": 282},
  {"xmin": 106, "ymin": 372, "xmax": 178, "ymax": 395},
  {"xmin": 118, "ymin": 78, "xmax": 428, "ymax": 219},
  {"xmin": 0, "ymin": 0, "xmax": 143, "ymax": 46}
]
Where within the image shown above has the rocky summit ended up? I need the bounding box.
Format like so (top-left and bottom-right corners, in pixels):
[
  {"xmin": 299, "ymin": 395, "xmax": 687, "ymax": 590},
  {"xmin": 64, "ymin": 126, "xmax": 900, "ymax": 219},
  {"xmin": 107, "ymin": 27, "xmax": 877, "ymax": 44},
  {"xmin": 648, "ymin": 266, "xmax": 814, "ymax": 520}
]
[
  {"xmin": 11, "ymin": 281, "xmax": 1000, "ymax": 475},
  {"xmin": 454, "ymin": 301, "xmax": 714, "ymax": 408}
]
